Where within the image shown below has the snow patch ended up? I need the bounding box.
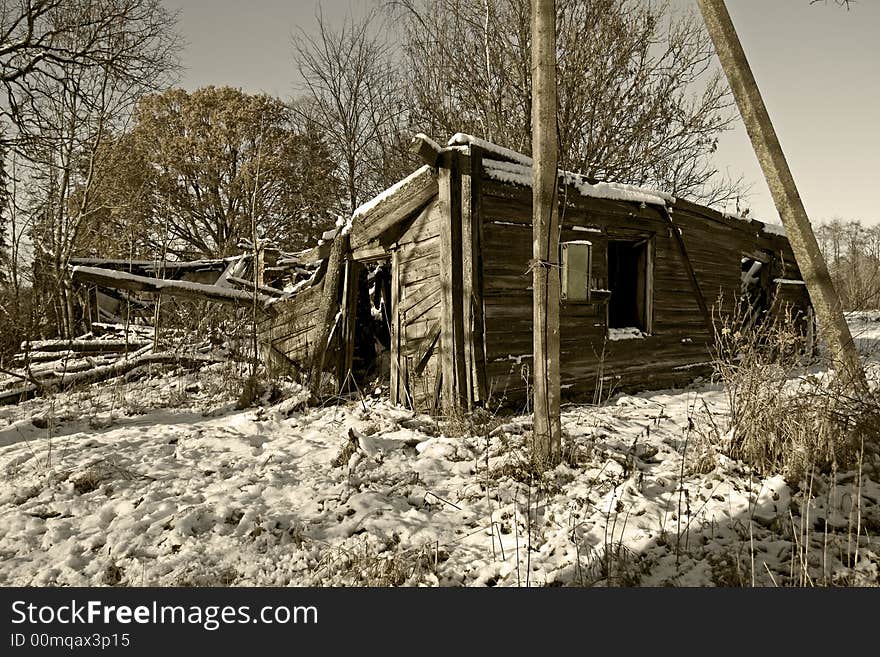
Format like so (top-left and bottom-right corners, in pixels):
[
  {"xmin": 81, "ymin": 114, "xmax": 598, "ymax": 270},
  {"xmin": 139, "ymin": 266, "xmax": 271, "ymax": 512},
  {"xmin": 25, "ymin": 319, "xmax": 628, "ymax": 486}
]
[
  {"xmin": 608, "ymin": 327, "xmax": 646, "ymax": 341},
  {"xmin": 762, "ymin": 222, "xmax": 787, "ymax": 237},
  {"xmin": 482, "ymin": 159, "xmax": 672, "ymax": 207}
]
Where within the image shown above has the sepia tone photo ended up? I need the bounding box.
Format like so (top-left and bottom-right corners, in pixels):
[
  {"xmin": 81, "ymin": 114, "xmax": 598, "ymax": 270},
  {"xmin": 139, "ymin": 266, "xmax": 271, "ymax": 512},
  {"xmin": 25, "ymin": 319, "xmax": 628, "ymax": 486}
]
[{"xmin": 0, "ymin": 0, "xmax": 878, "ymax": 590}]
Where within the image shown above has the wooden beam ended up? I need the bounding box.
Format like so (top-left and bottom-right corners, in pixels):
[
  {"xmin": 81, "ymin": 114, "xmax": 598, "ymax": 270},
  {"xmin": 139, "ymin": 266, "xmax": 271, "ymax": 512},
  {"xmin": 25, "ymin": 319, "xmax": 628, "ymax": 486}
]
[
  {"xmin": 468, "ymin": 145, "xmax": 488, "ymax": 403},
  {"xmin": 308, "ymin": 234, "xmax": 349, "ymax": 398},
  {"xmin": 409, "ymin": 133, "xmax": 442, "ymax": 167},
  {"xmin": 72, "ymin": 266, "xmax": 274, "ymax": 308},
  {"xmin": 390, "ymin": 250, "xmax": 402, "ymax": 405},
  {"xmin": 461, "ymin": 151, "xmax": 476, "ymax": 411},
  {"xmin": 225, "ymin": 276, "xmax": 285, "ymax": 297},
  {"xmin": 0, "ymin": 351, "xmax": 228, "ymax": 406},
  {"xmin": 337, "ymin": 260, "xmax": 361, "ymax": 393},
  {"xmin": 351, "ymin": 241, "xmax": 389, "ymax": 262},
  {"xmin": 438, "ymin": 152, "xmax": 468, "ymax": 413},
  {"xmin": 19, "ymin": 339, "xmax": 151, "ymax": 354},
  {"xmin": 349, "ymin": 210, "xmax": 422, "ymax": 263},
  {"xmin": 294, "ymin": 241, "xmax": 333, "ymax": 265},
  {"xmin": 349, "ymin": 166, "xmax": 438, "ymax": 250},
  {"xmin": 645, "ymin": 237, "xmax": 655, "ymax": 335},
  {"xmin": 531, "ymin": 0, "xmax": 563, "ymax": 465},
  {"xmin": 414, "ymin": 322, "xmax": 441, "ymax": 376},
  {"xmin": 696, "ymin": 0, "xmax": 867, "ymax": 394},
  {"xmin": 660, "ymin": 208, "xmax": 713, "ymax": 334}
]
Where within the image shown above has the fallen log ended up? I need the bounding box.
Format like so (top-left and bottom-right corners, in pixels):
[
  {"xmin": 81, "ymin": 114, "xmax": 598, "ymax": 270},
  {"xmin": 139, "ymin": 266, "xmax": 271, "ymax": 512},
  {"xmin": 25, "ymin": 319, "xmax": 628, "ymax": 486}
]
[
  {"xmin": 18, "ymin": 339, "xmax": 152, "ymax": 354},
  {"xmin": 0, "ymin": 350, "xmax": 228, "ymax": 406}
]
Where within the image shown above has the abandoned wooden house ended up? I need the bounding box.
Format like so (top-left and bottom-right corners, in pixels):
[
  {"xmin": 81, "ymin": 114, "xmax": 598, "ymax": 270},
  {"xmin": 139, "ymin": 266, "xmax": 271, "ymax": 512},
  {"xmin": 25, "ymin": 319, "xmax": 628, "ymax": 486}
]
[{"xmin": 260, "ymin": 133, "xmax": 812, "ymax": 413}]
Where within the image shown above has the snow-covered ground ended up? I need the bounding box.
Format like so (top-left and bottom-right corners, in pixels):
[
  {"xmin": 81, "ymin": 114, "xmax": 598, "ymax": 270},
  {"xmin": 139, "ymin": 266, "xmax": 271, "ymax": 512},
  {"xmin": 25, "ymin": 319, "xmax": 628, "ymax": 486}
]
[{"xmin": 2, "ymin": 318, "xmax": 880, "ymax": 587}]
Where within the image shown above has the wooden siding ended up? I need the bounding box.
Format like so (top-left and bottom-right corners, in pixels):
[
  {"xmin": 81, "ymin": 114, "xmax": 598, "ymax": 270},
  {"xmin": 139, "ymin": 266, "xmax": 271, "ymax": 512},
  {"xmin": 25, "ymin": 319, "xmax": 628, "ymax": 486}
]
[
  {"xmin": 477, "ymin": 178, "xmax": 809, "ymax": 405},
  {"xmin": 393, "ymin": 198, "xmax": 444, "ymax": 411},
  {"xmin": 259, "ymin": 280, "xmax": 325, "ymax": 369}
]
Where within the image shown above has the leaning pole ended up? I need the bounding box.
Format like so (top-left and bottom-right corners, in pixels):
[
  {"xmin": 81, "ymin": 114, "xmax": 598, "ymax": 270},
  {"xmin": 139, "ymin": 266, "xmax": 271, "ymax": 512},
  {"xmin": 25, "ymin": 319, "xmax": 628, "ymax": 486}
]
[{"xmin": 696, "ymin": 0, "xmax": 868, "ymax": 394}]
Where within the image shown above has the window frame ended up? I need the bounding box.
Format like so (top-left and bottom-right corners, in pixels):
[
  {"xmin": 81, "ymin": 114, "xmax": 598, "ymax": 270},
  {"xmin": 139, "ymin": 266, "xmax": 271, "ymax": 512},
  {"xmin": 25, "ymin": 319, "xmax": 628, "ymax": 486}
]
[
  {"xmin": 605, "ymin": 235, "xmax": 654, "ymax": 336},
  {"xmin": 560, "ymin": 240, "xmax": 593, "ymax": 303}
]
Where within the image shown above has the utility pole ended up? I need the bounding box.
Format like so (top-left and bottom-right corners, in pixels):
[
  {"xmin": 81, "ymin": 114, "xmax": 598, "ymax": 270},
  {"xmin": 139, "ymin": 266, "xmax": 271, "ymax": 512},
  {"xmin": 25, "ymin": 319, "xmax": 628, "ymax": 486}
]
[
  {"xmin": 696, "ymin": 0, "xmax": 868, "ymax": 394},
  {"xmin": 531, "ymin": 0, "xmax": 562, "ymax": 467}
]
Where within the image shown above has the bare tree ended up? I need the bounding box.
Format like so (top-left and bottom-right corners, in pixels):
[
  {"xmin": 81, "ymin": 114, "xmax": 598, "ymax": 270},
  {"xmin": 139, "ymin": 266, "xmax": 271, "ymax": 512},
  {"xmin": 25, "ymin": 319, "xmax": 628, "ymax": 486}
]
[
  {"xmin": 14, "ymin": 0, "xmax": 180, "ymax": 338},
  {"xmin": 394, "ymin": 0, "xmax": 741, "ymax": 206},
  {"xmin": 817, "ymin": 219, "xmax": 880, "ymax": 311},
  {"xmin": 1, "ymin": 0, "xmax": 180, "ymax": 144},
  {"xmin": 292, "ymin": 8, "xmax": 408, "ymax": 214}
]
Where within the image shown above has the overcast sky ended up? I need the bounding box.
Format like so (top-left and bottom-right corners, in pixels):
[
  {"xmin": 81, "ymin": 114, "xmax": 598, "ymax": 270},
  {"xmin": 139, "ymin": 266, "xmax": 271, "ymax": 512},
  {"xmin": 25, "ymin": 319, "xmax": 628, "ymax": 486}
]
[{"xmin": 163, "ymin": 0, "xmax": 879, "ymax": 226}]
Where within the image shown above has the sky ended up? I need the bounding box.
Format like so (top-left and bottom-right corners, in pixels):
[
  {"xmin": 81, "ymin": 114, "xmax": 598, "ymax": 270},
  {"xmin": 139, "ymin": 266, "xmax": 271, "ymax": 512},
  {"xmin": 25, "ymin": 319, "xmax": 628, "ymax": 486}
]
[{"xmin": 163, "ymin": 0, "xmax": 880, "ymax": 226}]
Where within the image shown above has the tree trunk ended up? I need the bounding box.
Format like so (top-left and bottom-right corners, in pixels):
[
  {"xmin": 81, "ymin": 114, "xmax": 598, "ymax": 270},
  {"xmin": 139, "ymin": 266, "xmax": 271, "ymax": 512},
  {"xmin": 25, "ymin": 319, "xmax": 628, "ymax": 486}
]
[
  {"xmin": 531, "ymin": 0, "xmax": 562, "ymax": 467},
  {"xmin": 696, "ymin": 0, "xmax": 868, "ymax": 394}
]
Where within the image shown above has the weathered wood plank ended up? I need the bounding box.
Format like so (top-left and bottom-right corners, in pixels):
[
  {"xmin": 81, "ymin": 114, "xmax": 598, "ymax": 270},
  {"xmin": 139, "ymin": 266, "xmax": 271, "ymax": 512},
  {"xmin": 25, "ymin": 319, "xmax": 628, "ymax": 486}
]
[
  {"xmin": 73, "ymin": 266, "xmax": 274, "ymax": 308},
  {"xmin": 401, "ymin": 280, "xmax": 442, "ymax": 317},
  {"xmin": 437, "ymin": 157, "xmax": 460, "ymax": 413},
  {"xmin": 414, "ymin": 322, "xmax": 441, "ymax": 375},
  {"xmin": 390, "ymin": 250, "xmax": 402, "ymax": 405},
  {"xmin": 461, "ymin": 151, "xmax": 475, "ymax": 410},
  {"xmin": 337, "ymin": 260, "xmax": 360, "ymax": 392},
  {"xmin": 349, "ymin": 166, "xmax": 439, "ymax": 250}
]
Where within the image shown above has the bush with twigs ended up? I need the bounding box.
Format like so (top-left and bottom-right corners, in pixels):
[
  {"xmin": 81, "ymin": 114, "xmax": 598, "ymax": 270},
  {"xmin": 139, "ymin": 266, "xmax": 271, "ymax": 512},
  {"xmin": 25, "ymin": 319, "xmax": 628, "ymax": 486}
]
[{"xmin": 707, "ymin": 299, "xmax": 879, "ymax": 483}]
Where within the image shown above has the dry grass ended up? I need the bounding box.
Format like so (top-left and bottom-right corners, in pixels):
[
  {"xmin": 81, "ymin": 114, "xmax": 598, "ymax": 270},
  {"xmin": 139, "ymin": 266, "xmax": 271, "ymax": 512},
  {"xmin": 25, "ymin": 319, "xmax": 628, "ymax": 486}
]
[{"xmin": 706, "ymin": 302, "xmax": 879, "ymax": 483}]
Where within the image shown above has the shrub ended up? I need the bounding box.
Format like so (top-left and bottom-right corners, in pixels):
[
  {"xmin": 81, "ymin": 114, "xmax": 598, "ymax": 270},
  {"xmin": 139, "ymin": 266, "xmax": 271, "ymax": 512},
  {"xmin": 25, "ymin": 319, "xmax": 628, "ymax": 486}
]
[{"xmin": 708, "ymin": 301, "xmax": 878, "ymax": 483}]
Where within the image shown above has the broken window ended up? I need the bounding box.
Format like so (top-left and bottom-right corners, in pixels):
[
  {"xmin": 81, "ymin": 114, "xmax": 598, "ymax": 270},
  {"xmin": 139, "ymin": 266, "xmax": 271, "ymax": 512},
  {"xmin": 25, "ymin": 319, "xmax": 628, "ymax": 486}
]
[
  {"xmin": 607, "ymin": 239, "xmax": 652, "ymax": 332},
  {"xmin": 740, "ymin": 254, "xmax": 770, "ymax": 332}
]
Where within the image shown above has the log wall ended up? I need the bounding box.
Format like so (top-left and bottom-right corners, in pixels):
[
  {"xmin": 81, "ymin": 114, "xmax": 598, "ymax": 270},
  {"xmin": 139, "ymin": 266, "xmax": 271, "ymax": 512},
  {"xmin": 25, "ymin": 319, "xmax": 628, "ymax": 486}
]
[{"xmin": 478, "ymin": 179, "xmax": 808, "ymax": 405}]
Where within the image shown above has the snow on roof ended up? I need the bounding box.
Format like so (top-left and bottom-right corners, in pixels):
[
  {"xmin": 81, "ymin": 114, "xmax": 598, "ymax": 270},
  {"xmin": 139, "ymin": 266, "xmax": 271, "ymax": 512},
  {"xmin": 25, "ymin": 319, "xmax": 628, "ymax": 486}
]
[
  {"xmin": 415, "ymin": 132, "xmax": 442, "ymax": 153},
  {"xmin": 352, "ymin": 134, "xmax": 793, "ymax": 241},
  {"xmin": 722, "ymin": 209, "xmax": 789, "ymax": 238},
  {"xmin": 567, "ymin": 174, "xmax": 675, "ymax": 206},
  {"xmin": 447, "ymin": 133, "xmax": 534, "ymax": 167},
  {"xmin": 762, "ymin": 222, "xmax": 787, "ymax": 237},
  {"xmin": 446, "ymin": 135, "xmax": 802, "ymax": 238},
  {"xmin": 447, "ymin": 134, "xmax": 674, "ymax": 206},
  {"xmin": 351, "ymin": 165, "xmax": 434, "ymax": 221},
  {"xmin": 482, "ymin": 158, "xmax": 673, "ymax": 207}
]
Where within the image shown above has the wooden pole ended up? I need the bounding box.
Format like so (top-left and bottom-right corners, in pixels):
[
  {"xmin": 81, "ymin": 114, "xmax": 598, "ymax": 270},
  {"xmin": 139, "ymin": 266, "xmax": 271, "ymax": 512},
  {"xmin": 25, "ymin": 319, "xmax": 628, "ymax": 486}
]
[
  {"xmin": 696, "ymin": 0, "xmax": 868, "ymax": 394},
  {"xmin": 309, "ymin": 234, "xmax": 349, "ymax": 399},
  {"xmin": 531, "ymin": 0, "xmax": 562, "ymax": 466}
]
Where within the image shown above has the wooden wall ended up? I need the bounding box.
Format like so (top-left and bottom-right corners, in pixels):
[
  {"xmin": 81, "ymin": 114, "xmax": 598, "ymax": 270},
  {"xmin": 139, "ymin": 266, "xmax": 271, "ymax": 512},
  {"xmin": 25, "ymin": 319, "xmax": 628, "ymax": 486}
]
[
  {"xmin": 477, "ymin": 178, "xmax": 808, "ymax": 405},
  {"xmin": 259, "ymin": 150, "xmax": 808, "ymax": 413},
  {"xmin": 391, "ymin": 198, "xmax": 444, "ymax": 410},
  {"xmin": 258, "ymin": 276, "xmax": 325, "ymax": 371}
]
